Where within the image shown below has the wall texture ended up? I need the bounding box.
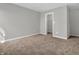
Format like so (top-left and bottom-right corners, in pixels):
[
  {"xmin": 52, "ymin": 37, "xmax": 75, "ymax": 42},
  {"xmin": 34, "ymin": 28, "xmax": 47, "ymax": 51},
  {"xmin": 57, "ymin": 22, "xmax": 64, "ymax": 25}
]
[
  {"xmin": 0, "ymin": 3, "xmax": 40, "ymax": 39},
  {"xmin": 47, "ymin": 15, "xmax": 52, "ymax": 33},
  {"xmin": 53, "ymin": 6, "xmax": 68, "ymax": 38},
  {"xmin": 67, "ymin": 6, "xmax": 70, "ymax": 37},
  {"xmin": 69, "ymin": 7, "xmax": 79, "ymax": 36},
  {"xmin": 40, "ymin": 6, "xmax": 68, "ymax": 39}
]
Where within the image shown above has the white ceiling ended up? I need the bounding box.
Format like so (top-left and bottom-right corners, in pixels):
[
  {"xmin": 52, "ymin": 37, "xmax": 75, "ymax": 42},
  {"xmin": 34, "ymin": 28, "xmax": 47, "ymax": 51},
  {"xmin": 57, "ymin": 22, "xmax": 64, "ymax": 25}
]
[{"xmin": 15, "ymin": 3, "xmax": 78, "ymax": 12}]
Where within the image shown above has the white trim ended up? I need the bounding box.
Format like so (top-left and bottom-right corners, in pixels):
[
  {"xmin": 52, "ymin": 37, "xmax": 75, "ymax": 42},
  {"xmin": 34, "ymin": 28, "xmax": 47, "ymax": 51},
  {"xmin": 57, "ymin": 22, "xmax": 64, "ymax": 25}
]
[
  {"xmin": 71, "ymin": 34, "xmax": 79, "ymax": 37},
  {"xmin": 0, "ymin": 33, "xmax": 40, "ymax": 43},
  {"xmin": 44, "ymin": 12, "xmax": 54, "ymax": 37},
  {"xmin": 40, "ymin": 33, "xmax": 47, "ymax": 35},
  {"xmin": 53, "ymin": 35, "xmax": 68, "ymax": 40}
]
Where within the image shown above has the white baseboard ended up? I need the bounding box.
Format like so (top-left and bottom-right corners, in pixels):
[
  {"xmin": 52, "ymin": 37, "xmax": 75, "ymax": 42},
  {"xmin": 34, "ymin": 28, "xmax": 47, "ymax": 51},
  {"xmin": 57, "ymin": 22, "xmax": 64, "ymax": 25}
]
[
  {"xmin": 40, "ymin": 32, "xmax": 47, "ymax": 35},
  {"xmin": 0, "ymin": 33, "xmax": 40, "ymax": 43},
  {"xmin": 53, "ymin": 34, "xmax": 79, "ymax": 39},
  {"xmin": 40, "ymin": 33, "xmax": 68, "ymax": 40},
  {"xmin": 71, "ymin": 34, "xmax": 79, "ymax": 37},
  {"xmin": 53, "ymin": 35, "xmax": 68, "ymax": 40},
  {"xmin": 1, "ymin": 33, "xmax": 75, "ymax": 43}
]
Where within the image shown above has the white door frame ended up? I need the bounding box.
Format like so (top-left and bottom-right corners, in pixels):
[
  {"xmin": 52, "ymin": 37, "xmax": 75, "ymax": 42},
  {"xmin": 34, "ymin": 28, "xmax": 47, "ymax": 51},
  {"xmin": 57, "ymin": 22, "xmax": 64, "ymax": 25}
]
[{"xmin": 44, "ymin": 12, "xmax": 54, "ymax": 36}]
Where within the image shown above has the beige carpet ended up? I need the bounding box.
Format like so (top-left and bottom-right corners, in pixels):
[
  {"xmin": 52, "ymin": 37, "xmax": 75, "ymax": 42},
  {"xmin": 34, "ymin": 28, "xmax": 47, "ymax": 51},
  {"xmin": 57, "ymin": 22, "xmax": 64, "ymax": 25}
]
[{"xmin": 0, "ymin": 34, "xmax": 79, "ymax": 55}]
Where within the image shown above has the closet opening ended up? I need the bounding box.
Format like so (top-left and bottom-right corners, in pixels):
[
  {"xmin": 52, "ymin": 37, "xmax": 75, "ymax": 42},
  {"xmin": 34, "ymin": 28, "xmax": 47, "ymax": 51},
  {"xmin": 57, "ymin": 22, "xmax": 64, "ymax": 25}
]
[
  {"xmin": 45, "ymin": 12, "xmax": 54, "ymax": 37},
  {"xmin": 47, "ymin": 14, "xmax": 52, "ymax": 35}
]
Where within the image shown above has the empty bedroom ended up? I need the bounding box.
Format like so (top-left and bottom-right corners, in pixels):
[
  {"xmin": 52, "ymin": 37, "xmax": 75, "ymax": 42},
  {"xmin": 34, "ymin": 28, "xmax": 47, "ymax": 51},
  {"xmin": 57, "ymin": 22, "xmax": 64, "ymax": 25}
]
[{"xmin": 0, "ymin": 3, "xmax": 79, "ymax": 55}]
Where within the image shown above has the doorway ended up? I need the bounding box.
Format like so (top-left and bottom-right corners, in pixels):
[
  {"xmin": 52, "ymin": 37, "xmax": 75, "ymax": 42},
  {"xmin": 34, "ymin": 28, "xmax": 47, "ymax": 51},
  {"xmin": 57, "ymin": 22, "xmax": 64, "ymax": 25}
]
[
  {"xmin": 45, "ymin": 12, "xmax": 54, "ymax": 37},
  {"xmin": 47, "ymin": 14, "xmax": 52, "ymax": 34}
]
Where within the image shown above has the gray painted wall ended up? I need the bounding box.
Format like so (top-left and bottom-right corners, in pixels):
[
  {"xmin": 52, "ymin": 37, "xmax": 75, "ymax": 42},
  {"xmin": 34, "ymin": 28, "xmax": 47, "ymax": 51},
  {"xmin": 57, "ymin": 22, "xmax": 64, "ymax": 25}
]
[
  {"xmin": 67, "ymin": 6, "xmax": 70, "ymax": 37},
  {"xmin": 47, "ymin": 15, "xmax": 52, "ymax": 33},
  {"xmin": 40, "ymin": 13, "xmax": 45, "ymax": 34},
  {"xmin": 69, "ymin": 7, "xmax": 79, "ymax": 36},
  {"xmin": 40, "ymin": 6, "xmax": 68, "ymax": 39},
  {"xmin": 53, "ymin": 6, "xmax": 67, "ymax": 38},
  {"xmin": 0, "ymin": 3, "xmax": 40, "ymax": 39}
]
